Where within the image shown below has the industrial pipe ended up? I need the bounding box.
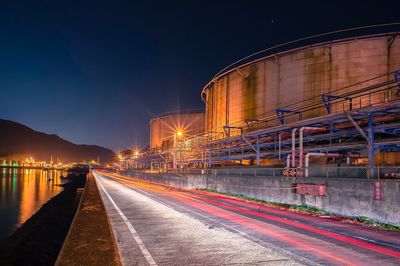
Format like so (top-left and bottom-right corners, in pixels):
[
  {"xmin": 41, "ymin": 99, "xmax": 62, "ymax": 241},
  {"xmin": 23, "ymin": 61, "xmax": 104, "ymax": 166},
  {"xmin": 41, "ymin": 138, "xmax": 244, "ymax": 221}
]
[
  {"xmin": 278, "ymin": 133, "xmax": 282, "ymax": 160},
  {"xmin": 305, "ymin": 152, "xmax": 340, "ymax": 177},
  {"xmin": 287, "ymin": 154, "xmax": 291, "ymax": 168},
  {"xmin": 299, "ymin": 127, "xmax": 324, "ymax": 168},
  {"xmin": 291, "ymin": 128, "xmax": 298, "ymax": 168}
]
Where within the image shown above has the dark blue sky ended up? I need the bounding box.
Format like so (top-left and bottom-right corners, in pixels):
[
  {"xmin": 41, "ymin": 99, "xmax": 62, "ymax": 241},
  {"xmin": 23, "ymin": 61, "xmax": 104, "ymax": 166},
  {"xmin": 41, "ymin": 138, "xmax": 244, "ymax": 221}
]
[{"xmin": 0, "ymin": 1, "xmax": 399, "ymax": 150}]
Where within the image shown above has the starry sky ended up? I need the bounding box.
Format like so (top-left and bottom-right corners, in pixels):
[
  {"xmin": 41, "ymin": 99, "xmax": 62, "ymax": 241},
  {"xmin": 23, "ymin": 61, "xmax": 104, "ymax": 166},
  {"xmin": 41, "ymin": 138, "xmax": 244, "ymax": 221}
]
[{"xmin": 0, "ymin": 0, "xmax": 399, "ymax": 151}]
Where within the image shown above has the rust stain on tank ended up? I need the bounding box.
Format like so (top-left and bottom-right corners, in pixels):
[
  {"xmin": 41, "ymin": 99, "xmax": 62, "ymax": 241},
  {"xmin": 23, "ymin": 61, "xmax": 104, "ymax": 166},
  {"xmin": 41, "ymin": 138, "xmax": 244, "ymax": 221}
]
[
  {"xmin": 304, "ymin": 48, "xmax": 330, "ymax": 118},
  {"xmin": 242, "ymin": 65, "xmax": 258, "ymax": 120}
]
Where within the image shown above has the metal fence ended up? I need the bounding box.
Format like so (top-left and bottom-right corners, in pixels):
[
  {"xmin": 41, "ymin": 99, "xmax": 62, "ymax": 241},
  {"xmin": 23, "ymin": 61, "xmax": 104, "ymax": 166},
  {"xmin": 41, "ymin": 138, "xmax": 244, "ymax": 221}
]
[
  {"xmin": 306, "ymin": 166, "xmax": 369, "ymax": 179},
  {"xmin": 134, "ymin": 166, "xmax": 400, "ymax": 179}
]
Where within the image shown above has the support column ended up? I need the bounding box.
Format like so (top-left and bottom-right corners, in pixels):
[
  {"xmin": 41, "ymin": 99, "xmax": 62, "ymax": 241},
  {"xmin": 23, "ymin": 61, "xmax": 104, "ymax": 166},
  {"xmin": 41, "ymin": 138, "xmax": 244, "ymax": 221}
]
[
  {"xmin": 368, "ymin": 116, "xmax": 375, "ymax": 179},
  {"xmin": 173, "ymin": 152, "xmax": 177, "ymax": 170},
  {"xmin": 256, "ymin": 136, "xmax": 260, "ymax": 165},
  {"xmin": 278, "ymin": 133, "xmax": 282, "ymax": 160},
  {"xmin": 291, "ymin": 128, "xmax": 298, "ymax": 168}
]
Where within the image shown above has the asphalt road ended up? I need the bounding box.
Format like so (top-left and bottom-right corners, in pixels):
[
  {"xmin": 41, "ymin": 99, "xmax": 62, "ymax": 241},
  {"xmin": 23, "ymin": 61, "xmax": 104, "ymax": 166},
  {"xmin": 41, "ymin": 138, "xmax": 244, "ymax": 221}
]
[{"xmin": 93, "ymin": 171, "xmax": 400, "ymax": 266}]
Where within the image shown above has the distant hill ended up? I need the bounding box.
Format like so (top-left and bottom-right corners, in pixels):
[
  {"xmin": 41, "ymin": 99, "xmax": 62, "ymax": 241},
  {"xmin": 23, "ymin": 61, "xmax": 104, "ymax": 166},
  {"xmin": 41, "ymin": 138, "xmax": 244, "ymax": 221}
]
[{"xmin": 0, "ymin": 119, "xmax": 114, "ymax": 163}]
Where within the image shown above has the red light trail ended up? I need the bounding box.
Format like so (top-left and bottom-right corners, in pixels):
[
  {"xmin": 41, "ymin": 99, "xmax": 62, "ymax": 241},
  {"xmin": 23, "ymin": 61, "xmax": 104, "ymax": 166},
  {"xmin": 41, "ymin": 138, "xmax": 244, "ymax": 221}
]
[{"xmin": 97, "ymin": 171, "xmax": 400, "ymax": 265}]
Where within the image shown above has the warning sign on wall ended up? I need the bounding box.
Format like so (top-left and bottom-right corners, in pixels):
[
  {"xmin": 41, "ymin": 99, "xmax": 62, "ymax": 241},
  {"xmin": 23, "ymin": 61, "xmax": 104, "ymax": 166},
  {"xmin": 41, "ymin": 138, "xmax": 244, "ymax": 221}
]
[
  {"xmin": 374, "ymin": 181, "xmax": 383, "ymax": 200},
  {"xmin": 296, "ymin": 184, "xmax": 326, "ymax": 196}
]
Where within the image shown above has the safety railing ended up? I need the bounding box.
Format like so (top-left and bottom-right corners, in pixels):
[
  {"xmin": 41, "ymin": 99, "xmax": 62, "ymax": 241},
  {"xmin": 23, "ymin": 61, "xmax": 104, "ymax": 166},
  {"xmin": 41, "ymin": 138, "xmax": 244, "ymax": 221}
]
[{"xmin": 141, "ymin": 166, "xmax": 400, "ymax": 179}]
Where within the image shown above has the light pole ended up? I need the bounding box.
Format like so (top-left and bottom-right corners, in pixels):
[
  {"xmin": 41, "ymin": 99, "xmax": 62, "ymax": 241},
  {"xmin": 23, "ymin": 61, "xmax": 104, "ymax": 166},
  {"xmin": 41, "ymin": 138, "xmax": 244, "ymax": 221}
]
[
  {"xmin": 173, "ymin": 130, "xmax": 183, "ymax": 170},
  {"xmin": 118, "ymin": 154, "xmax": 124, "ymax": 170},
  {"xmin": 132, "ymin": 148, "xmax": 140, "ymax": 169}
]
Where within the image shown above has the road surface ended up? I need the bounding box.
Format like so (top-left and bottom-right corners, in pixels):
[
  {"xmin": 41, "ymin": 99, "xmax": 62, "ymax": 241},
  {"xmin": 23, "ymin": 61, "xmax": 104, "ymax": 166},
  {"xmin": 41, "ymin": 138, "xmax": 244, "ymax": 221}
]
[{"xmin": 93, "ymin": 171, "xmax": 400, "ymax": 266}]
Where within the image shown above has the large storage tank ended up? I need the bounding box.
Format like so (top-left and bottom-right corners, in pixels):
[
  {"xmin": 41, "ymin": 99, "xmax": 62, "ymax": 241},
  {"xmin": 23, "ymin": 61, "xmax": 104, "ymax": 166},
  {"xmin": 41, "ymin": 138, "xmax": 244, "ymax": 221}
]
[
  {"xmin": 150, "ymin": 111, "xmax": 205, "ymax": 151},
  {"xmin": 202, "ymin": 33, "xmax": 400, "ymax": 134}
]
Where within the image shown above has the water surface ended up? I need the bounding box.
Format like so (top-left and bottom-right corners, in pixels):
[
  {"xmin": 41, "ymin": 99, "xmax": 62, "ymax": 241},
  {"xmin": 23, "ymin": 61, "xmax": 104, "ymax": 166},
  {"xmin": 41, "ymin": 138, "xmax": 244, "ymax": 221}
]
[{"xmin": 0, "ymin": 168, "xmax": 63, "ymax": 242}]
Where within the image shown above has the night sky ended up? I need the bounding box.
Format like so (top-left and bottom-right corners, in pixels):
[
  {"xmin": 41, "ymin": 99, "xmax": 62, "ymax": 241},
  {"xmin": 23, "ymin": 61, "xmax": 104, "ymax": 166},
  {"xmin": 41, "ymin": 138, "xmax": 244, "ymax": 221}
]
[{"xmin": 0, "ymin": 1, "xmax": 399, "ymax": 151}]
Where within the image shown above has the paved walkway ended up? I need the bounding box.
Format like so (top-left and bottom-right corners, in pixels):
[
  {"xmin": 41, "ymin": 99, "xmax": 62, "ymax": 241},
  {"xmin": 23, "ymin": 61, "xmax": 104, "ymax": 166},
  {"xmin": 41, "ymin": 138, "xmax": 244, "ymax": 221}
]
[{"xmin": 56, "ymin": 173, "xmax": 121, "ymax": 266}]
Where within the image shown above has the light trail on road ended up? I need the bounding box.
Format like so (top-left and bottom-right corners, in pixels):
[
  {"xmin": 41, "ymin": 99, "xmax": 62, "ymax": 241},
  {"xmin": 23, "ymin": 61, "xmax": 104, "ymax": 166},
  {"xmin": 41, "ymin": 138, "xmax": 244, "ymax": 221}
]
[{"xmin": 94, "ymin": 171, "xmax": 400, "ymax": 266}]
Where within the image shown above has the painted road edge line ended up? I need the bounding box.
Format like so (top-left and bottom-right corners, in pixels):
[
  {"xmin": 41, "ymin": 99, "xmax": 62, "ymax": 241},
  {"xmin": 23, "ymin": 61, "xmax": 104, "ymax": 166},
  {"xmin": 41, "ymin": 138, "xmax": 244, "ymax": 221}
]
[{"xmin": 94, "ymin": 173, "xmax": 158, "ymax": 266}]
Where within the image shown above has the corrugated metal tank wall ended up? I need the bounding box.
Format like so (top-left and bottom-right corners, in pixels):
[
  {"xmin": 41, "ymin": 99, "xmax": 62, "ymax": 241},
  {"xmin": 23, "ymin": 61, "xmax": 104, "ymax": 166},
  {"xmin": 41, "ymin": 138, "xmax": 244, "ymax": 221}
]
[
  {"xmin": 150, "ymin": 112, "xmax": 205, "ymax": 150},
  {"xmin": 205, "ymin": 34, "xmax": 400, "ymax": 133}
]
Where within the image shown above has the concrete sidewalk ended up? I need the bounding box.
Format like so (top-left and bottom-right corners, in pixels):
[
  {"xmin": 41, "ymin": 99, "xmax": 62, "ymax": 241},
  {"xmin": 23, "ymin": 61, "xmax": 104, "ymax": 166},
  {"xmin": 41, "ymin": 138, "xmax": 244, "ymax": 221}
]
[{"xmin": 56, "ymin": 173, "xmax": 121, "ymax": 266}]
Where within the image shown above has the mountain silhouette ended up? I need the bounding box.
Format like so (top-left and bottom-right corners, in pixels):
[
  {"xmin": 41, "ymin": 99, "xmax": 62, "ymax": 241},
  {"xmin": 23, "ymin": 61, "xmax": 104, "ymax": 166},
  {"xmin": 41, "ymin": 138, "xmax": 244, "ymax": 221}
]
[{"xmin": 0, "ymin": 119, "xmax": 114, "ymax": 163}]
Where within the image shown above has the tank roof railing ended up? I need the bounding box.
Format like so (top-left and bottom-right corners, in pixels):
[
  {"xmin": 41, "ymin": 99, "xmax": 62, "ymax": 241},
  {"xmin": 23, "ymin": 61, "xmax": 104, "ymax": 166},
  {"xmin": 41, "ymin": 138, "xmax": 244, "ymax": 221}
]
[
  {"xmin": 201, "ymin": 23, "xmax": 400, "ymax": 102},
  {"xmin": 150, "ymin": 108, "xmax": 205, "ymax": 121}
]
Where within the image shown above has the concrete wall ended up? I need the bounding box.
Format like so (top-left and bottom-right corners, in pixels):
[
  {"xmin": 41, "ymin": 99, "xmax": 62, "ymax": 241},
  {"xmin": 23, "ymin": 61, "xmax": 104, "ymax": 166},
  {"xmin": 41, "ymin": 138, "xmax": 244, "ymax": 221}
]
[
  {"xmin": 150, "ymin": 112, "xmax": 205, "ymax": 151},
  {"xmin": 126, "ymin": 170, "xmax": 400, "ymax": 226},
  {"xmin": 205, "ymin": 34, "xmax": 400, "ymax": 134}
]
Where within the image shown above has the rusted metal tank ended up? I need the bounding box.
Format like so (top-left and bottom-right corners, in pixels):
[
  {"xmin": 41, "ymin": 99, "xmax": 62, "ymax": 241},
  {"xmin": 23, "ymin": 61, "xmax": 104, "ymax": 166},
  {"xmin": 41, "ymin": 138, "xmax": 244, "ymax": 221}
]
[
  {"xmin": 202, "ymin": 33, "xmax": 400, "ymax": 134},
  {"xmin": 150, "ymin": 111, "xmax": 205, "ymax": 151}
]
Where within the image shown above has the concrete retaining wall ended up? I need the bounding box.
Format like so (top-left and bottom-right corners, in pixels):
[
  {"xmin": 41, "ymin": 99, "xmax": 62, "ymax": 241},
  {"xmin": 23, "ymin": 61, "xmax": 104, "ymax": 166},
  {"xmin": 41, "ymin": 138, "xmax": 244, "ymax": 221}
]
[{"xmin": 126, "ymin": 170, "xmax": 400, "ymax": 226}]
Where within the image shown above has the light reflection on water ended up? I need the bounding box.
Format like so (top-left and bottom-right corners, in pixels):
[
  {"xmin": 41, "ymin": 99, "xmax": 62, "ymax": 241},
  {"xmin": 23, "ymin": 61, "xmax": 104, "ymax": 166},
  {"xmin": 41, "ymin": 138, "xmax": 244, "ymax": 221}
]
[{"xmin": 0, "ymin": 168, "xmax": 63, "ymax": 242}]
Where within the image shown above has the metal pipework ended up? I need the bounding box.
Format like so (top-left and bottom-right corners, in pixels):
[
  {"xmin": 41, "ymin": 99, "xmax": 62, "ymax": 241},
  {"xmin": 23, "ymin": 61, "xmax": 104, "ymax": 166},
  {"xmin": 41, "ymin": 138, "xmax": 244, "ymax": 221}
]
[
  {"xmin": 291, "ymin": 128, "xmax": 298, "ymax": 168},
  {"xmin": 287, "ymin": 154, "xmax": 291, "ymax": 168},
  {"xmin": 305, "ymin": 152, "xmax": 340, "ymax": 177},
  {"xmin": 299, "ymin": 127, "xmax": 324, "ymax": 168}
]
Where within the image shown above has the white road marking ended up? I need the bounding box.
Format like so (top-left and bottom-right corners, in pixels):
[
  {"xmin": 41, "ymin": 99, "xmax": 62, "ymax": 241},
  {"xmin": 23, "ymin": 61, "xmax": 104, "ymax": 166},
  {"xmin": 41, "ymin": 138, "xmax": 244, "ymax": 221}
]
[{"xmin": 94, "ymin": 173, "xmax": 158, "ymax": 266}]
